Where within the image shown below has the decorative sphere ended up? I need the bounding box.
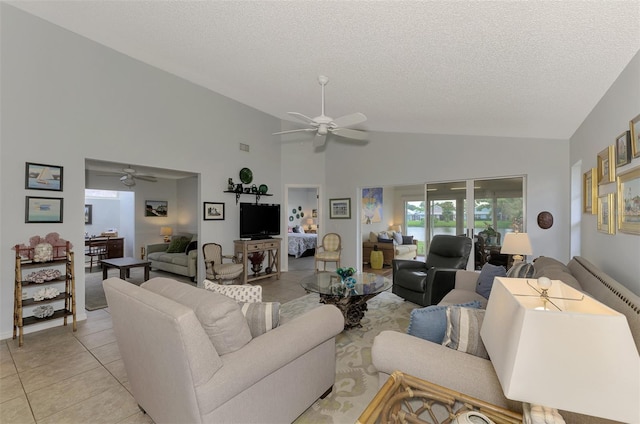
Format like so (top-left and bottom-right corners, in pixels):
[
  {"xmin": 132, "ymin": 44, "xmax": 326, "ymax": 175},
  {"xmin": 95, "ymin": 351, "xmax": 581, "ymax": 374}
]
[{"xmin": 537, "ymin": 276, "xmax": 552, "ymax": 290}]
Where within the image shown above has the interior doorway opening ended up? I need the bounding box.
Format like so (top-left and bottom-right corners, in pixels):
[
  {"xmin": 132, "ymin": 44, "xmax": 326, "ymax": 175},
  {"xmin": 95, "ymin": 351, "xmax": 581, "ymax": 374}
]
[{"xmin": 285, "ymin": 185, "xmax": 320, "ymax": 272}]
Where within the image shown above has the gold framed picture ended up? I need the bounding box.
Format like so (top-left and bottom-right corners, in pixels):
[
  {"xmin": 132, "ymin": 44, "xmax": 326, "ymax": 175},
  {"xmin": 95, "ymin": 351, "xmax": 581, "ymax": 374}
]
[
  {"xmin": 617, "ymin": 166, "xmax": 640, "ymax": 235},
  {"xmin": 597, "ymin": 193, "xmax": 615, "ymax": 235},
  {"xmin": 630, "ymin": 113, "xmax": 640, "ymax": 159},
  {"xmin": 597, "ymin": 145, "xmax": 615, "ymax": 185},
  {"xmin": 615, "ymin": 130, "xmax": 631, "ymax": 167},
  {"xmin": 582, "ymin": 168, "xmax": 597, "ymax": 214}
]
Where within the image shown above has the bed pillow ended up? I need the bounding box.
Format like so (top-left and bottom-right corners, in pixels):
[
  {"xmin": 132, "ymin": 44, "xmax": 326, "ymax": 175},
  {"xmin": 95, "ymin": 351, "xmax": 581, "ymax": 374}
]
[
  {"xmin": 476, "ymin": 263, "xmax": 506, "ymax": 299},
  {"xmin": 239, "ymin": 302, "xmax": 280, "ymax": 337},
  {"xmin": 407, "ymin": 300, "xmax": 482, "ymax": 343},
  {"xmin": 443, "ymin": 306, "xmax": 489, "ymax": 359}
]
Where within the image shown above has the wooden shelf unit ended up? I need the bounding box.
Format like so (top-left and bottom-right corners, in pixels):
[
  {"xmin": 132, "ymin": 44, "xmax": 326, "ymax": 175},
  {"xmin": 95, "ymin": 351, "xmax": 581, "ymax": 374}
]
[
  {"xmin": 13, "ymin": 242, "xmax": 76, "ymax": 347},
  {"xmin": 234, "ymin": 238, "xmax": 281, "ymax": 284}
]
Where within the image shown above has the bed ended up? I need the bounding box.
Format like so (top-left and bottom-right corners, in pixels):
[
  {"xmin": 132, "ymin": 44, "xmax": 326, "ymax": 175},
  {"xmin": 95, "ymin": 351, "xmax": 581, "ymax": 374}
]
[{"xmin": 288, "ymin": 233, "xmax": 318, "ymax": 258}]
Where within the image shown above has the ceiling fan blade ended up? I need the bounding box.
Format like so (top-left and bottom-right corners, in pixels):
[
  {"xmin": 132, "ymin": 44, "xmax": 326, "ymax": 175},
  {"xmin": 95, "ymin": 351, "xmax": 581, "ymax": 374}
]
[
  {"xmin": 273, "ymin": 128, "xmax": 317, "ymax": 136},
  {"xmin": 135, "ymin": 175, "xmax": 157, "ymax": 182},
  {"xmin": 287, "ymin": 112, "xmax": 317, "ymax": 125},
  {"xmin": 331, "ymin": 127, "xmax": 368, "ymax": 140},
  {"xmin": 331, "ymin": 112, "xmax": 367, "ymax": 128},
  {"xmin": 312, "ymin": 134, "xmax": 327, "ymax": 148}
]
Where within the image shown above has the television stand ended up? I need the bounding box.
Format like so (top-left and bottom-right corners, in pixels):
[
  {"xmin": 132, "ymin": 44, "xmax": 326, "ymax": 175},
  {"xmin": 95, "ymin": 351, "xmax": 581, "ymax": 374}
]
[
  {"xmin": 234, "ymin": 238, "xmax": 281, "ymax": 284},
  {"xmin": 250, "ymin": 235, "xmax": 272, "ymax": 240}
]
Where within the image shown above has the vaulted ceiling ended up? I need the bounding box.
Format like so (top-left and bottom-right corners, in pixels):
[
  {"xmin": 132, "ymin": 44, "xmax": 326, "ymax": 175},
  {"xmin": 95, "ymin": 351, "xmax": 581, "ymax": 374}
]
[{"xmin": 10, "ymin": 1, "xmax": 640, "ymax": 140}]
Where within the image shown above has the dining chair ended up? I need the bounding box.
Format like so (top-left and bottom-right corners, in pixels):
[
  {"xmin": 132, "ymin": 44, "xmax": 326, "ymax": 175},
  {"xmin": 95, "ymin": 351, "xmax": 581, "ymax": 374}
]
[
  {"xmin": 85, "ymin": 238, "xmax": 108, "ymax": 273},
  {"xmin": 314, "ymin": 233, "xmax": 342, "ymax": 272},
  {"xmin": 202, "ymin": 242, "xmax": 244, "ymax": 284}
]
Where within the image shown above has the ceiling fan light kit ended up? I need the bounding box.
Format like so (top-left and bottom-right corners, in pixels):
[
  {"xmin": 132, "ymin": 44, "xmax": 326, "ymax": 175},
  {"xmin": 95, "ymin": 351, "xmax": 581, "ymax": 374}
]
[{"xmin": 273, "ymin": 75, "xmax": 367, "ymax": 147}]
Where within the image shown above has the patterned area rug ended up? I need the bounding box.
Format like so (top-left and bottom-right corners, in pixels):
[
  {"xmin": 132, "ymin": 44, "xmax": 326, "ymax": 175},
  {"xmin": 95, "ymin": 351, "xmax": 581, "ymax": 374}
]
[{"xmin": 283, "ymin": 291, "xmax": 418, "ymax": 423}]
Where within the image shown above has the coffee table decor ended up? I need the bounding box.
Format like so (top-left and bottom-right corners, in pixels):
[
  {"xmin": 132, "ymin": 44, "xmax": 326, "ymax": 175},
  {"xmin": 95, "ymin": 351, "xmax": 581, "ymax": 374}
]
[{"xmin": 300, "ymin": 270, "xmax": 392, "ymax": 329}]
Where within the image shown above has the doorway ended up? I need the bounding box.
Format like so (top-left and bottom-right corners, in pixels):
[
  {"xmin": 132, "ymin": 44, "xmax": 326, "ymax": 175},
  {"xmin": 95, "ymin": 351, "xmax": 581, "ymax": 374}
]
[{"xmin": 285, "ymin": 185, "xmax": 320, "ymax": 271}]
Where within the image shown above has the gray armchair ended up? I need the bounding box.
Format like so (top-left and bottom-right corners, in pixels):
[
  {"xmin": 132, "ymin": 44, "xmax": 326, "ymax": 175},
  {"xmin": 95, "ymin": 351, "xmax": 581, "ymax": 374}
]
[{"xmin": 392, "ymin": 235, "xmax": 472, "ymax": 306}]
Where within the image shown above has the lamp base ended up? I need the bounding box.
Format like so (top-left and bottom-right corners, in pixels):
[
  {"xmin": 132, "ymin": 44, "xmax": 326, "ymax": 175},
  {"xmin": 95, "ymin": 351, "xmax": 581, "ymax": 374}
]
[{"xmin": 163, "ymin": 236, "xmax": 171, "ymax": 243}]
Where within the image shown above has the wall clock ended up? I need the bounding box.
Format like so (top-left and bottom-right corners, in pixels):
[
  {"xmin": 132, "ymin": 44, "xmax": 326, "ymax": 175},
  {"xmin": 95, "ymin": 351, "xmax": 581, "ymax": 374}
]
[{"xmin": 537, "ymin": 211, "xmax": 553, "ymax": 229}]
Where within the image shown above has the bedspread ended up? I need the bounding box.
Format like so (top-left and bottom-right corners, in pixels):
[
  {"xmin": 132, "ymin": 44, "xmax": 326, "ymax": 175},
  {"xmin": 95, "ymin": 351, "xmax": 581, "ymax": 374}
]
[{"xmin": 288, "ymin": 233, "xmax": 317, "ymax": 258}]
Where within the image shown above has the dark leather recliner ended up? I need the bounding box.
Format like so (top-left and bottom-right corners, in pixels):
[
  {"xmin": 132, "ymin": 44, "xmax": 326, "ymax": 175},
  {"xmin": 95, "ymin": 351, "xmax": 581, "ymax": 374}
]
[{"xmin": 392, "ymin": 235, "xmax": 472, "ymax": 306}]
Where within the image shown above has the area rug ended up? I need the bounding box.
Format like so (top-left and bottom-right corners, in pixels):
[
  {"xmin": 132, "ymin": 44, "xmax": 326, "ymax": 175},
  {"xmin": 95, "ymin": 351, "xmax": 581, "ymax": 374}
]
[
  {"xmin": 283, "ymin": 290, "xmax": 418, "ymax": 424},
  {"xmin": 84, "ymin": 268, "xmax": 195, "ymax": 310}
]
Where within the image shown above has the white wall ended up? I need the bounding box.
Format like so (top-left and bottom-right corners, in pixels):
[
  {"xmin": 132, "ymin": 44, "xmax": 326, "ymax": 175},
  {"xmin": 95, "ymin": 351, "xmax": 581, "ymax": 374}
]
[
  {"xmin": 1, "ymin": 5, "xmax": 282, "ymax": 339},
  {"xmin": 570, "ymin": 50, "xmax": 640, "ymax": 294}
]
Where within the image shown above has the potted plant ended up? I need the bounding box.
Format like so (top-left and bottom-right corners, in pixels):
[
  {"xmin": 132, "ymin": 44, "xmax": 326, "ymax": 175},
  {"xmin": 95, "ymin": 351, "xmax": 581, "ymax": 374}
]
[{"xmin": 248, "ymin": 251, "xmax": 265, "ymax": 276}]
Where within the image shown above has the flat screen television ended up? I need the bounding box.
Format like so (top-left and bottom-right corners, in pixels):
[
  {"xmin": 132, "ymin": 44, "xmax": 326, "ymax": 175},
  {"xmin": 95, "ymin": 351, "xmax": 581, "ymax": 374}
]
[{"xmin": 239, "ymin": 203, "xmax": 281, "ymax": 239}]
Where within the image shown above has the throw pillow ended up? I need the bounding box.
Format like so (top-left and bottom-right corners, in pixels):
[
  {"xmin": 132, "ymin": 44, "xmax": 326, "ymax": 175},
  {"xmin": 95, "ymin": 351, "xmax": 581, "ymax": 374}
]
[
  {"xmin": 203, "ymin": 280, "xmax": 262, "ymax": 303},
  {"xmin": 377, "ymin": 237, "xmax": 393, "ymax": 243},
  {"xmin": 442, "ymin": 306, "xmax": 489, "ymax": 359},
  {"xmin": 407, "ymin": 300, "xmax": 482, "ymax": 343},
  {"xmin": 506, "ymin": 262, "xmax": 535, "ymax": 278},
  {"xmin": 239, "ymin": 302, "xmax": 280, "ymax": 337},
  {"xmin": 402, "ymin": 235, "xmax": 414, "ymax": 245},
  {"xmin": 392, "ymin": 231, "xmax": 403, "ymax": 244},
  {"xmin": 369, "ymin": 231, "xmax": 378, "ymax": 243},
  {"xmin": 185, "ymin": 240, "xmax": 197, "ymax": 255},
  {"xmin": 378, "ymin": 231, "xmax": 391, "ymax": 240},
  {"xmin": 166, "ymin": 236, "xmax": 190, "ymax": 253},
  {"xmin": 476, "ymin": 263, "xmax": 506, "ymax": 299},
  {"xmin": 141, "ymin": 277, "xmax": 252, "ymax": 355}
]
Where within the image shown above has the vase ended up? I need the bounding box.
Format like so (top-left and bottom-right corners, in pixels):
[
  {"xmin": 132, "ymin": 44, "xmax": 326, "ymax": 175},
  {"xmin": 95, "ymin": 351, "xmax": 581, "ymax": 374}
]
[{"xmin": 251, "ymin": 263, "xmax": 263, "ymax": 276}]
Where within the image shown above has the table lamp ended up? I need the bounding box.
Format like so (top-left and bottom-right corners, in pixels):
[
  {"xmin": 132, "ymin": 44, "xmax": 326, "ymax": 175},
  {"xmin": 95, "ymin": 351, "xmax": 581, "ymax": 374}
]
[
  {"xmin": 306, "ymin": 218, "xmax": 314, "ymax": 230},
  {"xmin": 481, "ymin": 277, "xmax": 640, "ymax": 423},
  {"xmin": 389, "ymin": 224, "xmax": 402, "ymax": 234},
  {"xmin": 500, "ymin": 232, "xmax": 532, "ymax": 263},
  {"xmin": 160, "ymin": 227, "xmax": 173, "ymax": 243}
]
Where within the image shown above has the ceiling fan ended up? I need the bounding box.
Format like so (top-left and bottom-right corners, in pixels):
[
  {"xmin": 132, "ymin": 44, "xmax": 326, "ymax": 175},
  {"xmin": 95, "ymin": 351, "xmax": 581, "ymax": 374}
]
[
  {"xmin": 273, "ymin": 75, "xmax": 367, "ymax": 147},
  {"xmin": 100, "ymin": 166, "xmax": 158, "ymax": 187}
]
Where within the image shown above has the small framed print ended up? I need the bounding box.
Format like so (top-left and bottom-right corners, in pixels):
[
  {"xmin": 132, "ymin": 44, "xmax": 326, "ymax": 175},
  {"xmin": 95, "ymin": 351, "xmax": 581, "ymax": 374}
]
[
  {"xmin": 617, "ymin": 166, "xmax": 640, "ymax": 235},
  {"xmin": 329, "ymin": 198, "xmax": 351, "ymax": 219},
  {"xmin": 25, "ymin": 162, "xmax": 63, "ymax": 191},
  {"xmin": 25, "ymin": 196, "xmax": 63, "ymax": 223},
  {"xmin": 630, "ymin": 114, "xmax": 640, "ymax": 159},
  {"xmin": 204, "ymin": 202, "xmax": 225, "ymax": 220},
  {"xmin": 145, "ymin": 200, "xmax": 167, "ymax": 217},
  {"xmin": 615, "ymin": 130, "xmax": 631, "ymax": 167},
  {"xmin": 85, "ymin": 204, "xmax": 93, "ymax": 225},
  {"xmin": 582, "ymin": 168, "xmax": 597, "ymax": 214},
  {"xmin": 597, "ymin": 193, "xmax": 615, "ymax": 235},
  {"xmin": 597, "ymin": 145, "xmax": 615, "ymax": 185}
]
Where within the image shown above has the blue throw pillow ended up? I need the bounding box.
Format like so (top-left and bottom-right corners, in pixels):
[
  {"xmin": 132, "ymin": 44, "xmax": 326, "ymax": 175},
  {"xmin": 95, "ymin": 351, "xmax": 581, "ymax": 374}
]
[
  {"xmin": 476, "ymin": 263, "xmax": 507, "ymax": 299},
  {"xmin": 407, "ymin": 300, "xmax": 482, "ymax": 343}
]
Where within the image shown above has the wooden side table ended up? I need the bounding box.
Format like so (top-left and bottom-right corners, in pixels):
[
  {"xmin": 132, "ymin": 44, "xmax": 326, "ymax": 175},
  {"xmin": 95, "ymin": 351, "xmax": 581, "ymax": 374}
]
[{"xmin": 357, "ymin": 371, "xmax": 522, "ymax": 424}]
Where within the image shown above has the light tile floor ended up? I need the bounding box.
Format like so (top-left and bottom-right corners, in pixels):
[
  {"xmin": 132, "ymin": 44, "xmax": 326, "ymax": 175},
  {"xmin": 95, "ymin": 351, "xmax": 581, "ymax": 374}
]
[{"xmin": 1, "ymin": 257, "xmax": 315, "ymax": 424}]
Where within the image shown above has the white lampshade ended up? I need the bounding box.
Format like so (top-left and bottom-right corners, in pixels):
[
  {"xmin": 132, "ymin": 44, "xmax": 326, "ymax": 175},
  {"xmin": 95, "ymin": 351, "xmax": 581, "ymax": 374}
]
[
  {"xmin": 389, "ymin": 224, "xmax": 402, "ymax": 233},
  {"xmin": 481, "ymin": 277, "xmax": 640, "ymax": 423},
  {"xmin": 500, "ymin": 232, "xmax": 532, "ymax": 261},
  {"xmin": 160, "ymin": 227, "xmax": 172, "ymax": 242}
]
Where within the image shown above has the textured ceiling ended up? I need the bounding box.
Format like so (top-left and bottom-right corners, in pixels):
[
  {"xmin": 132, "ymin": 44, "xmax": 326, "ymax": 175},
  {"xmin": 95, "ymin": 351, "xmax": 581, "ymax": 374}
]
[{"xmin": 9, "ymin": 1, "xmax": 640, "ymax": 139}]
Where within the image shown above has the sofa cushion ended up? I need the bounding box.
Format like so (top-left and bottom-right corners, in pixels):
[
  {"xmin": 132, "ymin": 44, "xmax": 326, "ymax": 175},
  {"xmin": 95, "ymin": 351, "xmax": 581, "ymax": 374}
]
[
  {"xmin": 167, "ymin": 236, "xmax": 191, "ymax": 253},
  {"xmin": 506, "ymin": 262, "xmax": 535, "ymax": 278},
  {"xmin": 203, "ymin": 280, "xmax": 262, "ymax": 303},
  {"xmin": 476, "ymin": 263, "xmax": 506, "ymax": 299},
  {"xmin": 407, "ymin": 300, "xmax": 482, "ymax": 343},
  {"xmin": 141, "ymin": 277, "xmax": 252, "ymax": 355},
  {"xmin": 402, "ymin": 235, "xmax": 414, "ymax": 245},
  {"xmin": 185, "ymin": 240, "xmax": 197, "ymax": 254},
  {"xmin": 533, "ymin": 256, "xmax": 582, "ymax": 291},
  {"xmin": 392, "ymin": 231, "xmax": 403, "ymax": 244},
  {"xmin": 369, "ymin": 231, "xmax": 378, "ymax": 243},
  {"xmin": 239, "ymin": 302, "xmax": 280, "ymax": 338},
  {"xmin": 443, "ymin": 306, "xmax": 489, "ymax": 359},
  {"xmin": 533, "ymin": 256, "xmax": 570, "ymax": 274}
]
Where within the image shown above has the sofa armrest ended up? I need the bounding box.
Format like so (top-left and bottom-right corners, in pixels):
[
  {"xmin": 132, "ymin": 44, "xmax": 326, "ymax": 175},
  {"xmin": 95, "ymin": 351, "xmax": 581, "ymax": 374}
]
[
  {"xmin": 146, "ymin": 243, "xmax": 169, "ymax": 254},
  {"xmin": 455, "ymin": 270, "xmax": 480, "ymax": 291},
  {"xmin": 196, "ymin": 305, "xmax": 344, "ymax": 412},
  {"xmin": 372, "ymin": 330, "xmax": 521, "ymax": 412},
  {"xmin": 392, "ymin": 259, "xmax": 426, "ymax": 273}
]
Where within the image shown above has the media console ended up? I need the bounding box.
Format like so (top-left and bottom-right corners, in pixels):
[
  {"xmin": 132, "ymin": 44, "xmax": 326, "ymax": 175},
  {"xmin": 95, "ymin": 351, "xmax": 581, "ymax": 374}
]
[{"xmin": 233, "ymin": 238, "xmax": 281, "ymax": 285}]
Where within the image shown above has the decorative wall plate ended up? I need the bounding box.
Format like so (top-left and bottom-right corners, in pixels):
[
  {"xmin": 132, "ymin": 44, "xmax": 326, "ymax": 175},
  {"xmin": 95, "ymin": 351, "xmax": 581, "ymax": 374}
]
[
  {"xmin": 289, "ymin": 216, "xmax": 293, "ymax": 221},
  {"xmin": 239, "ymin": 168, "xmax": 253, "ymax": 184},
  {"xmin": 258, "ymin": 184, "xmax": 268, "ymax": 194},
  {"xmin": 537, "ymin": 211, "xmax": 553, "ymax": 229}
]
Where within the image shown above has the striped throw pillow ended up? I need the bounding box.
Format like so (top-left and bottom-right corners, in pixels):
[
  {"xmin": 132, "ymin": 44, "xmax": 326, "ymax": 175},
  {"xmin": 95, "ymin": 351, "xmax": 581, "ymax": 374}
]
[
  {"xmin": 239, "ymin": 302, "xmax": 280, "ymax": 337},
  {"xmin": 507, "ymin": 262, "xmax": 535, "ymax": 278},
  {"xmin": 442, "ymin": 306, "xmax": 489, "ymax": 359}
]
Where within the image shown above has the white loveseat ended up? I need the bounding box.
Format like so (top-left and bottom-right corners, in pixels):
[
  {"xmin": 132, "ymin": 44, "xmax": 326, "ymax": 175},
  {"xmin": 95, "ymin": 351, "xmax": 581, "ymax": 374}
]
[
  {"xmin": 104, "ymin": 277, "xmax": 344, "ymax": 423},
  {"xmin": 372, "ymin": 256, "xmax": 640, "ymax": 424}
]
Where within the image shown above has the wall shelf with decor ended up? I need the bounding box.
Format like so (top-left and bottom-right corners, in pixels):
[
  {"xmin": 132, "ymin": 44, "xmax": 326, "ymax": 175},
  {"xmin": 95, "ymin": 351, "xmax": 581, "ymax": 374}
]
[
  {"xmin": 224, "ymin": 190, "xmax": 273, "ymax": 205},
  {"xmin": 13, "ymin": 241, "xmax": 76, "ymax": 347}
]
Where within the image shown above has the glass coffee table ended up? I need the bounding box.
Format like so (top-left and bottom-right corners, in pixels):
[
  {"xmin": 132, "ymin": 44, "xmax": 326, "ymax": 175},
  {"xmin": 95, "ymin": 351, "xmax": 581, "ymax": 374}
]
[{"xmin": 300, "ymin": 272, "xmax": 392, "ymax": 329}]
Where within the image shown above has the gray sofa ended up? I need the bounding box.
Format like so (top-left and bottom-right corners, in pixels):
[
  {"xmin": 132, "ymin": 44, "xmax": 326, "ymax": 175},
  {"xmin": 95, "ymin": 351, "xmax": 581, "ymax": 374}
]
[
  {"xmin": 146, "ymin": 234, "xmax": 197, "ymax": 280},
  {"xmin": 372, "ymin": 256, "xmax": 640, "ymax": 424},
  {"xmin": 104, "ymin": 277, "xmax": 344, "ymax": 424}
]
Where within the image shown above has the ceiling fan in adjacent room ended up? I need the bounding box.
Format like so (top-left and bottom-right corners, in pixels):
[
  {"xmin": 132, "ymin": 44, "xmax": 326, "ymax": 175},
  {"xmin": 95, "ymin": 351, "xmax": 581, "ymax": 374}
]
[
  {"xmin": 100, "ymin": 166, "xmax": 158, "ymax": 187},
  {"xmin": 273, "ymin": 75, "xmax": 368, "ymax": 147}
]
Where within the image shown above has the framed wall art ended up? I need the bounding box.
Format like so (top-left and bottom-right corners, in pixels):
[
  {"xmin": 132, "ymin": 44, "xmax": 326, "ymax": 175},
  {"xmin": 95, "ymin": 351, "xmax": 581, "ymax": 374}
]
[
  {"xmin": 329, "ymin": 198, "xmax": 351, "ymax": 219},
  {"xmin": 615, "ymin": 130, "xmax": 631, "ymax": 167},
  {"xmin": 362, "ymin": 187, "xmax": 383, "ymax": 224},
  {"xmin": 85, "ymin": 204, "xmax": 93, "ymax": 225},
  {"xmin": 25, "ymin": 162, "xmax": 63, "ymax": 191},
  {"xmin": 582, "ymin": 168, "xmax": 597, "ymax": 214},
  {"xmin": 145, "ymin": 200, "xmax": 167, "ymax": 217},
  {"xmin": 630, "ymin": 113, "xmax": 640, "ymax": 159},
  {"xmin": 597, "ymin": 145, "xmax": 615, "ymax": 185},
  {"xmin": 617, "ymin": 166, "xmax": 640, "ymax": 235},
  {"xmin": 25, "ymin": 196, "xmax": 63, "ymax": 223},
  {"xmin": 597, "ymin": 193, "xmax": 615, "ymax": 235},
  {"xmin": 204, "ymin": 202, "xmax": 225, "ymax": 221}
]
